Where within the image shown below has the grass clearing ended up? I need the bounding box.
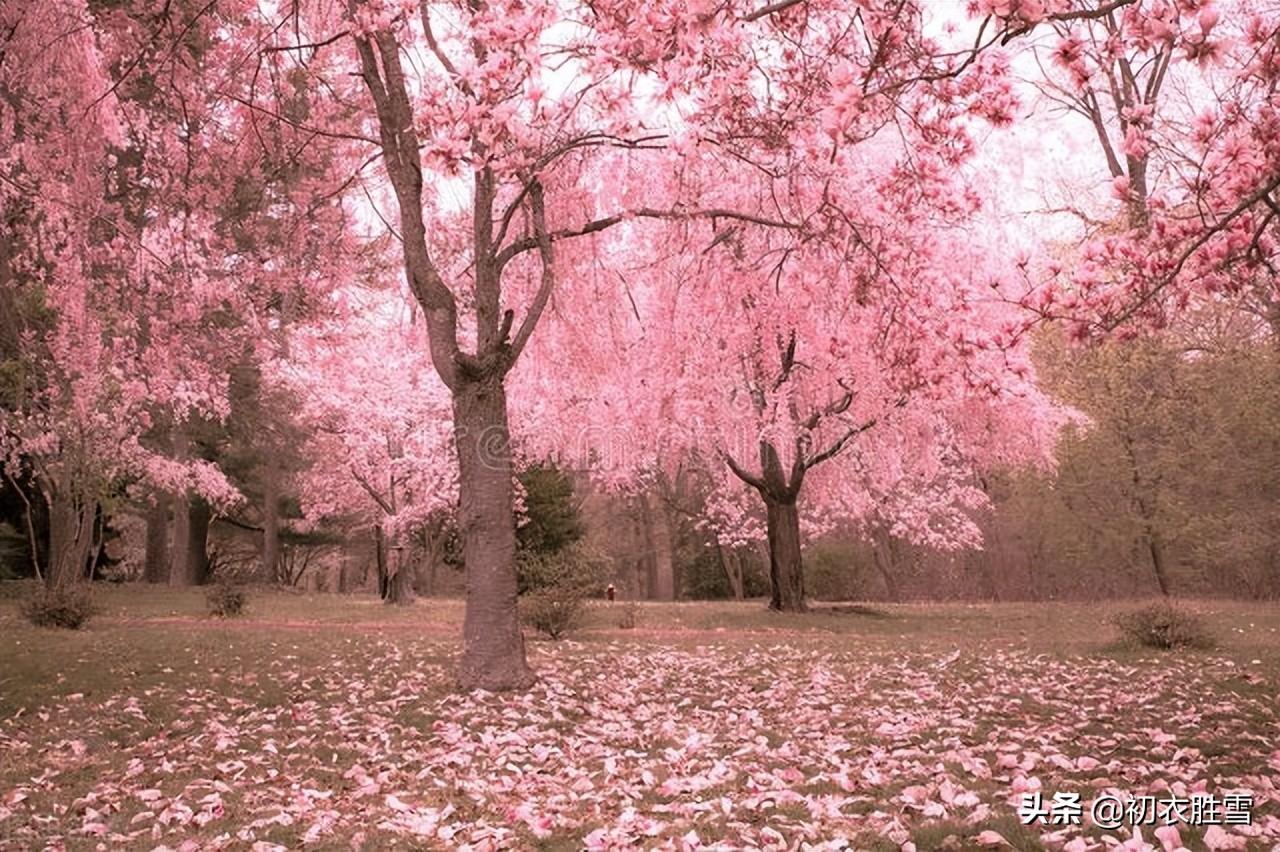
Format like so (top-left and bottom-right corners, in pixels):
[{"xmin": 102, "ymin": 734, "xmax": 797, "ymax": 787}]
[{"xmin": 1, "ymin": 586, "xmax": 1278, "ymax": 850}]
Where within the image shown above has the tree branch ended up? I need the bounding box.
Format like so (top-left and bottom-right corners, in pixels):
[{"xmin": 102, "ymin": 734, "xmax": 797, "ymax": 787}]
[
  {"xmin": 496, "ymin": 207, "xmax": 799, "ymax": 267},
  {"xmin": 723, "ymin": 450, "xmax": 767, "ymax": 492},
  {"xmin": 507, "ymin": 178, "xmax": 558, "ymax": 366}
]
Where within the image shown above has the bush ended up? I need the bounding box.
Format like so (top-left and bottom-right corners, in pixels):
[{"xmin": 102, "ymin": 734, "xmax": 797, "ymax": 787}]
[
  {"xmin": 615, "ymin": 600, "xmax": 639, "ymax": 629},
  {"xmin": 206, "ymin": 581, "xmax": 248, "ymax": 618},
  {"xmin": 22, "ymin": 585, "xmax": 98, "ymax": 629},
  {"xmin": 520, "ymin": 587, "xmax": 585, "ymax": 639},
  {"xmin": 1114, "ymin": 601, "xmax": 1211, "ymax": 650},
  {"xmin": 517, "ymin": 542, "xmax": 611, "ymax": 596}
]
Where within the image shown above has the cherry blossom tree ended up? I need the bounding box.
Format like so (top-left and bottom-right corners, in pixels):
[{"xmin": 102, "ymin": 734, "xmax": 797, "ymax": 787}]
[
  {"xmin": 284, "ymin": 296, "xmax": 458, "ymax": 604},
  {"xmin": 529, "ymin": 170, "xmax": 1068, "ymax": 610},
  {"xmin": 297, "ymin": 0, "xmax": 1048, "ymax": 683},
  {"xmin": 0, "ymin": 0, "xmax": 359, "ymax": 587},
  {"xmin": 0, "ymin": 0, "xmax": 234, "ymax": 587},
  {"xmin": 1000, "ymin": 0, "xmax": 1280, "ymax": 333}
]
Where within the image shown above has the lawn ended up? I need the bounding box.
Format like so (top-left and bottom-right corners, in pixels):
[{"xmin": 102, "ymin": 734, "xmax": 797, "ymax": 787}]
[{"xmin": 1, "ymin": 587, "xmax": 1278, "ymax": 850}]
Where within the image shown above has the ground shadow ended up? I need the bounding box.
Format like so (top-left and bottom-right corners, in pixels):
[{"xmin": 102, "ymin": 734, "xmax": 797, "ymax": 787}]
[{"xmin": 813, "ymin": 603, "xmax": 895, "ymax": 619}]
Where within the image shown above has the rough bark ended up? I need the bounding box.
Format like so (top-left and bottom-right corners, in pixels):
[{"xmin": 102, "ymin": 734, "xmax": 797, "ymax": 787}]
[
  {"xmin": 351, "ymin": 21, "xmax": 543, "ymax": 688},
  {"xmin": 765, "ymin": 497, "xmax": 806, "ymax": 612},
  {"xmin": 143, "ymin": 494, "xmax": 170, "ymax": 584},
  {"xmin": 385, "ymin": 541, "xmax": 416, "ymax": 606},
  {"xmin": 726, "ymin": 437, "xmax": 812, "ymax": 613},
  {"xmin": 454, "ymin": 377, "xmax": 534, "ymax": 690},
  {"xmin": 386, "ymin": 559, "xmax": 416, "ymax": 604},
  {"xmin": 46, "ymin": 489, "xmax": 95, "ymax": 589}
]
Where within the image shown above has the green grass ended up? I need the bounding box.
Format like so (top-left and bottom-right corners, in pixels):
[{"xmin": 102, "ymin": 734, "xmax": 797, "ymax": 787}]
[{"xmin": 1, "ymin": 585, "xmax": 1277, "ymax": 850}]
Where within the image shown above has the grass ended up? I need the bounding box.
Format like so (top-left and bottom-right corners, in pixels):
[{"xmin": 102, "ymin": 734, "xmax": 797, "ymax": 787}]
[{"xmin": 1, "ymin": 585, "xmax": 1278, "ymax": 850}]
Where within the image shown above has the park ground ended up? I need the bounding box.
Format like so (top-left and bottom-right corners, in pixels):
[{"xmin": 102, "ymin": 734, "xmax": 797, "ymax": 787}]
[{"xmin": 1, "ymin": 588, "xmax": 1278, "ymax": 851}]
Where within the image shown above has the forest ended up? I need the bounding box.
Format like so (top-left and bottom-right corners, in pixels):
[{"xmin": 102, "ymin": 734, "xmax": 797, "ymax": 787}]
[{"xmin": 1, "ymin": 0, "xmax": 1279, "ymax": 849}]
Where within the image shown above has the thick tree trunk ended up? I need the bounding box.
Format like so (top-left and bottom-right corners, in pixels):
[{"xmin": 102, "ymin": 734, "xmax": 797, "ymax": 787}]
[
  {"xmin": 645, "ymin": 491, "xmax": 676, "ymax": 600},
  {"xmin": 870, "ymin": 528, "xmax": 900, "ymax": 602},
  {"xmin": 143, "ymin": 494, "xmax": 171, "ymax": 583},
  {"xmin": 169, "ymin": 495, "xmax": 211, "ymax": 586},
  {"xmin": 46, "ymin": 490, "xmax": 95, "ymax": 589},
  {"xmin": 634, "ymin": 497, "xmax": 654, "ymax": 598},
  {"xmin": 385, "ymin": 542, "xmax": 416, "ymax": 606},
  {"xmin": 764, "ymin": 497, "xmax": 806, "ymax": 612},
  {"xmin": 454, "ymin": 376, "xmax": 533, "ymax": 691}
]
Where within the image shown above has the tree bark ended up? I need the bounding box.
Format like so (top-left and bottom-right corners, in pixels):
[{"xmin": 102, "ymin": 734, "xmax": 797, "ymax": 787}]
[
  {"xmin": 716, "ymin": 543, "xmax": 746, "ymax": 600},
  {"xmin": 375, "ymin": 523, "xmax": 389, "ymax": 599},
  {"xmin": 1147, "ymin": 528, "xmax": 1172, "ymax": 597},
  {"xmin": 764, "ymin": 497, "xmax": 806, "ymax": 612},
  {"xmin": 870, "ymin": 528, "xmax": 900, "ymax": 602},
  {"xmin": 645, "ymin": 491, "xmax": 676, "ymax": 600},
  {"xmin": 418, "ymin": 521, "xmax": 444, "ymax": 596},
  {"xmin": 454, "ymin": 376, "xmax": 534, "ymax": 690},
  {"xmin": 351, "ymin": 24, "xmax": 534, "ymax": 688},
  {"xmin": 385, "ymin": 542, "xmax": 416, "ymax": 606},
  {"xmin": 143, "ymin": 494, "xmax": 170, "ymax": 583},
  {"xmin": 169, "ymin": 495, "xmax": 211, "ymax": 586},
  {"xmin": 261, "ymin": 461, "xmax": 281, "ymax": 584},
  {"xmin": 46, "ymin": 489, "xmax": 95, "ymax": 589}
]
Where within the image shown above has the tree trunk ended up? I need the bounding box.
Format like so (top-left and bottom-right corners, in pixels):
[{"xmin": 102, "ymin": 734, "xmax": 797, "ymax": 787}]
[
  {"xmin": 425, "ymin": 550, "xmax": 438, "ymax": 596},
  {"xmin": 143, "ymin": 494, "xmax": 171, "ymax": 584},
  {"xmin": 375, "ymin": 523, "xmax": 389, "ymax": 599},
  {"xmin": 870, "ymin": 528, "xmax": 900, "ymax": 602},
  {"xmin": 454, "ymin": 376, "xmax": 534, "ymax": 691},
  {"xmin": 716, "ymin": 543, "xmax": 746, "ymax": 600},
  {"xmin": 417, "ymin": 519, "xmax": 444, "ymax": 596},
  {"xmin": 385, "ymin": 543, "xmax": 416, "ymax": 606},
  {"xmin": 764, "ymin": 497, "xmax": 806, "ymax": 612},
  {"xmin": 46, "ymin": 489, "xmax": 95, "ymax": 589},
  {"xmin": 261, "ymin": 462, "xmax": 281, "ymax": 584},
  {"xmin": 1147, "ymin": 528, "xmax": 1171, "ymax": 597},
  {"xmin": 645, "ymin": 491, "xmax": 676, "ymax": 600},
  {"xmin": 338, "ymin": 553, "xmax": 351, "ymax": 594},
  {"xmin": 169, "ymin": 495, "xmax": 211, "ymax": 586},
  {"xmin": 635, "ymin": 496, "xmax": 655, "ymax": 598}
]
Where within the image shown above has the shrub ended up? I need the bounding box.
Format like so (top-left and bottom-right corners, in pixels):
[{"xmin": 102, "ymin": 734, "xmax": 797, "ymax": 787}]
[
  {"xmin": 615, "ymin": 600, "xmax": 639, "ymax": 629},
  {"xmin": 517, "ymin": 542, "xmax": 611, "ymax": 596},
  {"xmin": 22, "ymin": 585, "xmax": 98, "ymax": 629},
  {"xmin": 1114, "ymin": 601, "xmax": 1211, "ymax": 650},
  {"xmin": 206, "ymin": 581, "xmax": 248, "ymax": 618},
  {"xmin": 520, "ymin": 587, "xmax": 585, "ymax": 640}
]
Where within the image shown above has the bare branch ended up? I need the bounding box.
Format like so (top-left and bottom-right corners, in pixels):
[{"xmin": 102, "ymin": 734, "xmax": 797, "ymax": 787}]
[
  {"xmin": 496, "ymin": 207, "xmax": 799, "ymax": 267},
  {"xmin": 507, "ymin": 179, "xmax": 556, "ymax": 365},
  {"xmin": 723, "ymin": 450, "xmax": 768, "ymax": 492},
  {"xmin": 744, "ymin": 0, "xmax": 804, "ymax": 22}
]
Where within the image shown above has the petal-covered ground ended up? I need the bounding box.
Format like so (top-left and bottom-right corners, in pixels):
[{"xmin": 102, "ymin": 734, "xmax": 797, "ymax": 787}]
[{"xmin": 1, "ymin": 592, "xmax": 1278, "ymax": 851}]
